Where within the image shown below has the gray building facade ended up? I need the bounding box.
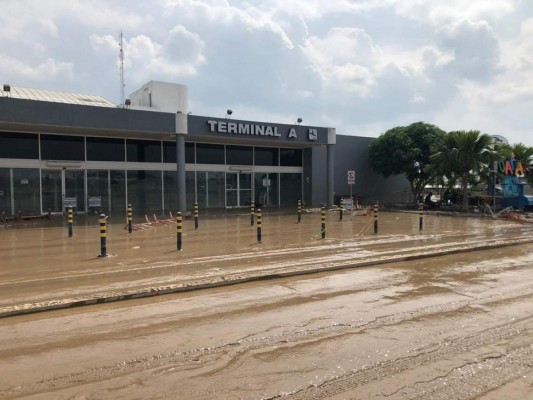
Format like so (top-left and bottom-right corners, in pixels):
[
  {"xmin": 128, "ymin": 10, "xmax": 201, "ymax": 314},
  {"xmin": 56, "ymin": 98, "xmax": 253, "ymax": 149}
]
[{"xmin": 0, "ymin": 83, "xmax": 407, "ymax": 217}]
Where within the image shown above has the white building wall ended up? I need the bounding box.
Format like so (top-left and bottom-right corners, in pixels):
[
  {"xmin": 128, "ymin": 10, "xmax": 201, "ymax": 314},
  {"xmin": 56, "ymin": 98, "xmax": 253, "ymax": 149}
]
[{"xmin": 129, "ymin": 81, "xmax": 188, "ymax": 114}]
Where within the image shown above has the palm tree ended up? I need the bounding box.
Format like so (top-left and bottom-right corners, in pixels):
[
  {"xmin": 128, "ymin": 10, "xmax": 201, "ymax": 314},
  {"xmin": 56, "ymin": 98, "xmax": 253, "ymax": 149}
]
[{"xmin": 431, "ymin": 130, "xmax": 495, "ymax": 211}]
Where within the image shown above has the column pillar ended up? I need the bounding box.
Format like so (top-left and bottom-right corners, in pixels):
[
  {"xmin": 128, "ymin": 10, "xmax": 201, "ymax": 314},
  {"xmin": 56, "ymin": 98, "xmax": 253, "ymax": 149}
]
[
  {"xmin": 326, "ymin": 128, "xmax": 336, "ymax": 207},
  {"xmin": 327, "ymin": 143, "xmax": 334, "ymax": 207},
  {"xmin": 176, "ymin": 111, "xmax": 188, "ymax": 212}
]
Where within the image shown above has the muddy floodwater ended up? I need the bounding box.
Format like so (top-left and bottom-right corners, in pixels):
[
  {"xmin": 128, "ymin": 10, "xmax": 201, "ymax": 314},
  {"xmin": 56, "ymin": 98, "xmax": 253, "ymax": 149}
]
[{"xmin": 0, "ymin": 210, "xmax": 531, "ymax": 399}]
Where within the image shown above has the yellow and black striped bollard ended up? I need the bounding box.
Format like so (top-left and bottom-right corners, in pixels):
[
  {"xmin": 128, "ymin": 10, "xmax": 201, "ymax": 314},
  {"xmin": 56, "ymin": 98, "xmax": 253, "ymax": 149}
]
[
  {"xmin": 339, "ymin": 198, "xmax": 344, "ymax": 221},
  {"xmin": 373, "ymin": 204, "xmax": 379, "ymax": 235},
  {"xmin": 67, "ymin": 206, "xmax": 73, "ymax": 237},
  {"xmin": 256, "ymin": 208, "xmax": 262, "ymax": 243},
  {"xmin": 419, "ymin": 202, "xmax": 424, "ymax": 231},
  {"xmin": 250, "ymin": 201, "xmax": 255, "ymax": 226},
  {"xmin": 297, "ymin": 199, "xmax": 301, "ymax": 223},
  {"xmin": 127, "ymin": 204, "xmax": 133, "ymax": 234},
  {"xmin": 194, "ymin": 202, "xmax": 199, "ymax": 230},
  {"xmin": 321, "ymin": 205, "xmax": 326, "ymax": 239},
  {"xmin": 176, "ymin": 212, "xmax": 183, "ymax": 251},
  {"xmin": 98, "ymin": 214, "xmax": 107, "ymax": 257}
]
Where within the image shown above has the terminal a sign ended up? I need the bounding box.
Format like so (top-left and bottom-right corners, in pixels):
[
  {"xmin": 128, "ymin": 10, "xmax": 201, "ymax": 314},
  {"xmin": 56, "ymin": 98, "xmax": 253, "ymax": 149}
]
[{"xmin": 207, "ymin": 120, "xmax": 318, "ymax": 141}]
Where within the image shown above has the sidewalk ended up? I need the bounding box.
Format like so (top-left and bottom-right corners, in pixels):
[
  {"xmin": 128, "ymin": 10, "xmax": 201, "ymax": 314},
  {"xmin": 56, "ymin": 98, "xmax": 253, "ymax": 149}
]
[{"xmin": 1, "ymin": 211, "xmax": 530, "ymax": 317}]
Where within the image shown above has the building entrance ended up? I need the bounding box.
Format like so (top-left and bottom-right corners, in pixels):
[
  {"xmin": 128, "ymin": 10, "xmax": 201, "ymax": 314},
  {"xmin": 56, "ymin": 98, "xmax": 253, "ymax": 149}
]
[
  {"xmin": 226, "ymin": 172, "xmax": 252, "ymax": 207},
  {"xmin": 41, "ymin": 169, "xmax": 85, "ymax": 213}
]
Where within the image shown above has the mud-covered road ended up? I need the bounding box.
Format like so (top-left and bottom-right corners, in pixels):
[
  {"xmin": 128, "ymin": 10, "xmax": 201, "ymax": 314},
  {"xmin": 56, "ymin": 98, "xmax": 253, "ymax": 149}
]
[{"xmin": 0, "ymin": 212, "xmax": 532, "ymax": 399}]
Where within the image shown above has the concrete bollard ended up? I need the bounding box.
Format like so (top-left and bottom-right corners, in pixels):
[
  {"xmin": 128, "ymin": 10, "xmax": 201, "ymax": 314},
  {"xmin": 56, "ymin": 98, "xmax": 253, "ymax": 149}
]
[
  {"xmin": 256, "ymin": 208, "xmax": 262, "ymax": 243},
  {"xmin": 373, "ymin": 204, "xmax": 379, "ymax": 235},
  {"xmin": 127, "ymin": 204, "xmax": 133, "ymax": 234},
  {"xmin": 67, "ymin": 207, "xmax": 73, "ymax": 237},
  {"xmin": 297, "ymin": 199, "xmax": 302, "ymax": 223},
  {"xmin": 98, "ymin": 214, "xmax": 107, "ymax": 257},
  {"xmin": 321, "ymin": 205, "xmax": 326, "ymax": 239},
  {"xmin": 419, "ymin": 203, "xmax": 424, "ymax": 231},
  {"xmin": 176, "ymin": 212, "xmax": 183, "ymax": 251},
  {"xmin": 250, "ymin": 201, "xmax": 255, "ymax": 226},
  {"xmin": 194, "ymin": 202, "xmax": 199, "ymax": 230}
]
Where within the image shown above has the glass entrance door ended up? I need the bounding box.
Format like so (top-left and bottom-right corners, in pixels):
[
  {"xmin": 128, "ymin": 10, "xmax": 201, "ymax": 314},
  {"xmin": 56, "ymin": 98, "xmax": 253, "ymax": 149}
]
[
  {"xmin": 42, "ymin": 169, "xmax": 85, "ymax": 213},
  {"xmin": 226, "ymin": 172, "xmax": 252, "ymax": 208}
]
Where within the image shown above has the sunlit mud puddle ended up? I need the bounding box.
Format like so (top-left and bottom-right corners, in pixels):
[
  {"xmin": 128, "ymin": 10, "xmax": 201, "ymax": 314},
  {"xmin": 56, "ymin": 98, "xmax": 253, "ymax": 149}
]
[
  {"xmin": 0, "ymin": 244, "xmax": 531, "ymax": 399},
  {"xmin": 1, "ymin": 212, "xmax": 532, "ymax": 313}
]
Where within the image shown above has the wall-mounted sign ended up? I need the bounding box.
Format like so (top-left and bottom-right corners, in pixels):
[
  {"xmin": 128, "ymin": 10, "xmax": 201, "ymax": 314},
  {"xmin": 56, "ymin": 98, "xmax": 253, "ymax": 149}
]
[
  {"xmin": 63, "ymin": 197, "xmax": 77, "ymax": 208},
  {"xmin": 206, "ymin": 120, "xmax": 320, "ymax": 141},
  {"xmin": 347, "ymin": 170, "xmax": 355, "ymax": 185}
]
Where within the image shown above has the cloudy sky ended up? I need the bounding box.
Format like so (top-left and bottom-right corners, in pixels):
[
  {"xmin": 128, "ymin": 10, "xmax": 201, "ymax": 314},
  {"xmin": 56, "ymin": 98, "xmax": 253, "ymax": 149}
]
[{"xmin": 1, "ymin": 0, "xmax": 532, "ymax": 145}]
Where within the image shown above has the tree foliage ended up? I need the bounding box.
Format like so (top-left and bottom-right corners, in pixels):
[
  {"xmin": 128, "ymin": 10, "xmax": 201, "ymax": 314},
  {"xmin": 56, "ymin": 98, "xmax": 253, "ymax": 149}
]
[
  {"xmin": 430, "ymin": 130, "xmax": 495, "ymax": 211},
  {"xmin": 368, "ymin": 122, "xmax": 446, "ymax": 204}
]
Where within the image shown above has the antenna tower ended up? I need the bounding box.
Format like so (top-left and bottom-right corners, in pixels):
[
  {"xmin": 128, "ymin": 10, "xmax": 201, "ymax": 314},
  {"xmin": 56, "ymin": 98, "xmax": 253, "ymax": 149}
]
[{"xmin": 119, "ymin": 31, "xmax": 125, "ymax": 107}]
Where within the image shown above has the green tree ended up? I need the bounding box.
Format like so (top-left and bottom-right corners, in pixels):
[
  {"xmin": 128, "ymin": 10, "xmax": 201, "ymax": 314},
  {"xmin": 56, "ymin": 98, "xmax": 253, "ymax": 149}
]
[
  {"xmin": 368, "ymin": 122, "xmax": 446, "ymax": 205},
  {"xmin": 431, "ymin": 130, "xmax": 495, "ymax": 211}
]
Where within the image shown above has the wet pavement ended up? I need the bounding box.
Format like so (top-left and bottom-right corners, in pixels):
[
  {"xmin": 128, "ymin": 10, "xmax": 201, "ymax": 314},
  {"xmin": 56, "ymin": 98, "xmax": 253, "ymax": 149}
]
[
  {"xmin": 0, "ymin": 210, "xmax": 532, "ymax": 399},
  {"xmin": 0, "ymin": 210, "xmax": 531, "ymax": 315}
]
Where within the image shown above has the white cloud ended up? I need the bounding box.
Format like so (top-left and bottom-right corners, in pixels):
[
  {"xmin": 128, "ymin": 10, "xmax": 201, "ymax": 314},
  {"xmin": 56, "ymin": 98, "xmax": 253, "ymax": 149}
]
[
  {"xmin": 0, "ymin": 0, "xmax": 531, "ymax": 145},
  {"xmin": 0, "ymin": 54, "xmax": 74, "ymax": 81}
]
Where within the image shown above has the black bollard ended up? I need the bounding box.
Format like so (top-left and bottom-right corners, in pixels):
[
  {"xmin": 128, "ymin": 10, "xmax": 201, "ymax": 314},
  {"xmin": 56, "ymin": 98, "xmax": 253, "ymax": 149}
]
[
  {"xmin": 321, "ymin": 205, "xmax": 326, "ymax": 239},
  {"xmin": 194, "ymin": 202, "xmax": 199, "ymax": 230},
  {"xmin": 176, "ymin": 212, "xmax": 183, "ymax": 251},
  {"xmin": 98, "ymin": 214, "xmax": 107, "ymax": 257},
  {"xmin": 373, "ymin": 204, "xmax": 379, "ymax": 235},
  {"xmin": 67, "ymin": 206, "xmax": 73, "ymax": 237},
  {"xmin": 257, "ymin": 208, "xmax": 262, "ymax": 243},
  {"xmin": 250, "ymin": 201, "xmax": 255, "ymax": 226},
  {"xmin": 339, "ymin": 198, "xmax": 344, "ymax": 221},
  {"xmin": 297, "ymin": 199, "xmax": 302, "ymax": 223},
  {"xmin": 127, "ymin": 204, "xmax": 133, "ymax": 234},
  {"xmin": 419, "ymin": 203, "xmax": 424, "ymax": 231}
]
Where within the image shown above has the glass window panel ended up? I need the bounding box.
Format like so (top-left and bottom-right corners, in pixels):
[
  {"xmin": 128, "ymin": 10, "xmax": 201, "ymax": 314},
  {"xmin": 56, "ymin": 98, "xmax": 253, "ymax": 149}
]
[
  {"xmin": 87, "ymin": 170, "xmax": 109, "ymax": 214},
  {"xmin": 196, "ymin": 144, "xmax": 224, "ymax": 164},
  {"xmin": 127, "ymin": 170, "xmax": 162, "ymax": 213},
  {"xmin": 197, "ymin": 171, "xmax": 225, "ymax": 208},
  {"xmin": 41, "ymin": 169, "xmax": 62, "ymax": 213},
  {"xmin": 186, "ymin": 171, "xmax": 195, "ymax": 209},
  {"xmin": 41, "ymin": 134, "xmax": 85, "ymax": 161},
  {"xmin": 280, "ymin": 148, "xmax": 302, "ymax": 167},
  {"xmin": 13, "ymin": 168, "xmax": 40, "ymax": 214},
  {"xmin": 164, "ymin": 170, "xmax": 177, "ymax": 212},
  {"xmin": 87, "ymin": 137, "xmax": 124, "ymax": 161},
  {"xmin": 208, "ymin": 172, "xmax": 225, "ymax": 208},
  {"xmin": 110, "ymin": 170, "xmax": 126, "ymax": 214},
  {"xmin": 226, "ymin": 145, "xmax": 253, "ymax": 165},
  {"xmin": 163, "ymin": 170, "xmax": 195, "ymax": 211},
  {"xmin": 280, "ymin": 173, "xmax": 302, "ymax": 207},
  {"xmin": 0, "ymin": 168, "xmax": 11, "ymax": 213},
  {"xmin": 64, "ymin": 170, "xmax": 85, "ymax": 212},
  {"xmin": 186, "ymin": 143, "xmax": 195, "ymax": 163},
  {"xmin": 0, "ymin": 133, "xmax": 39, "ymax": 159},
  {"xmin": 197, "ymin": 172, "xmax": 207, "ymax": 208},
  {"xmin": 126, "ymin": 139, "xmax": 162, "ymax": 163},
  {"xmin": 163, "ymin": 142, "xmax": 176, "ymax": 163},
  {"xmin": 163, "ymin": 142, "xmax": 195, "ymax": 163},
  {"xmin": 255, "ymin": 172, "xmax": 278, "ymax": 207},
  {"xmin": 254, "ymin": 147, "xmax": 278, "ymax": 166}
]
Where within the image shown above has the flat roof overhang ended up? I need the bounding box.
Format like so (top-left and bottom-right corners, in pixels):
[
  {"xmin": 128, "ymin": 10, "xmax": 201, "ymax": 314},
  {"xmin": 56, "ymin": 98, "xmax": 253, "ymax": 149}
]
[{"xmin": 0, "ymin": 97, "xmax": 332, "ymax": 148}]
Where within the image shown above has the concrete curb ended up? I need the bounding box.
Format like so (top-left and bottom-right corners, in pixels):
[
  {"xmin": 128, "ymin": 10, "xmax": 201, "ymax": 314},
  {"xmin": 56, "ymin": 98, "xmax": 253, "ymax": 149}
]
[{"xmin": 1, "ymin": 237, "xmax": 532, "ymax": 319}]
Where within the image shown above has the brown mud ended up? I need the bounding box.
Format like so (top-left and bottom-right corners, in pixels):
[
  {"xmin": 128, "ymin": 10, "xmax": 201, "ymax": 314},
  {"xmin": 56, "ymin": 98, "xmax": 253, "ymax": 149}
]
[{"xmin": 0, "ymin": 211, "xmax": 531, "ymax": 399}]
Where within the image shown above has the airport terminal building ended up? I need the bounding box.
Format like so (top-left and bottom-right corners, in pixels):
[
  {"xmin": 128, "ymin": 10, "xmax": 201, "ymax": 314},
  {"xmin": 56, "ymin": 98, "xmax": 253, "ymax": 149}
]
[{"xmin": 0, "ymin": 81, "xmax": 406, "ymax": 216}]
